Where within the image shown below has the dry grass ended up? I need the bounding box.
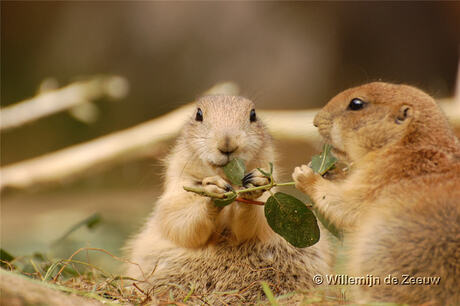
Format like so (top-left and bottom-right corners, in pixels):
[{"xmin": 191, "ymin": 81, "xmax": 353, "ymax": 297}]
[
  {"xmin": 1, "ymin": 246, "xmax": 348, "ymax": 305},
  {"xmin": 2, "ymin": 247, "xmax": 148, "ymax": 304}
]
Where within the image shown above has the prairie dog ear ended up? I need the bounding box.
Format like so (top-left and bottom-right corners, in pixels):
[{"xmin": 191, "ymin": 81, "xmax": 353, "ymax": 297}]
[{"xmin": 395, "ymin": 105, "xmax": 413, "ymax": 124}]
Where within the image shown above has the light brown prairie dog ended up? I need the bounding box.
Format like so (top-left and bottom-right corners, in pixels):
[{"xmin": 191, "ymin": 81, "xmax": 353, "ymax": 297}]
[
  {"xmin": 293, "ymin": 82, "xmax": 460, "ymax": 305},
  {"xmin": 125, "ymin": 96, "xmax": 331, "ymax": 304}
]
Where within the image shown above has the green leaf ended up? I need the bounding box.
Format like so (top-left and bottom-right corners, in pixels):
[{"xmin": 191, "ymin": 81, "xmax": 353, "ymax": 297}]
[
  {"xmin": 310, "ymin": 144, "xmax": 338, "ymax": 175},
  {"xmin": 312, "ymin": 206, "xmax": 342, "ymax": 240},
  {"xmin": 0, "ymin": 248, "xmax": 15, "ymax": 268},
  {"xmin": 264, "ymin": 192, "xmax": 320, "ymax": 248},
  {"xmin": 310, "ymin": 201, "xmax": 343, "ymax": 240},
  {"xmin": 312, "ymin": 207, "xmax": 342, "ymax": 240},
  {"xmin": 261, "ymin": 281, "xmax": 278, "ymax": 306},
  {"xmin": 257, "ymin": 168, "xmax": 271, "ymax": 177},
  {"xmin": 223, "ymin": 158, "xmax": 246, "ymax": 185},
  {"xmin": 213, "ymin": 193, "xmax": 237, "ymax": 207},
  {"xmin": 308, "ymin": 146, "xmax": 342, "ymax": 239},
  {"xmin": 51, "ymin": 213, "xmax": 102, "ymax": 247},
  {"xmin": 301, "ymin": 194, "xmax": 342, "ymax": 239},
  {"xmin": 85, "ymin": 213, "xmax": 102, "ymax": 229},
  {"xmin": 257, "ymin": 162, "xmax": 274, "ymax": 178}
]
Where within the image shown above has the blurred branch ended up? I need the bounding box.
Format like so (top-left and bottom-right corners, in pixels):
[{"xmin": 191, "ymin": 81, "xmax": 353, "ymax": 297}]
[
  {"xmin": 456, "ymin": 60, "xmax": 460, "ymax": 108},
  {"xmin": 0, "ymin": 103, "xmax": 193, "ymax": 190},
  {"xmin": 0, "ymin": 93, "xmax": 458, "ymax": 191},
  {"xmin": 0, "ymin": 76, "xmax": 129, "ymax": 131},
  {"xmin": 264, "ymin": 98, "xmax": 460, "ymax": 140},
  {"xmin": 0, "ymin": 82, "xmax": 239, "ymax": 190},
  {"xmin": 0, "ymin": 270, "xmax": 104, "ymax": 305}
]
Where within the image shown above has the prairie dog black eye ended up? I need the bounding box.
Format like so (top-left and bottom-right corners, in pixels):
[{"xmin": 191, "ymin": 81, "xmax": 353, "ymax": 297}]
[
  {"xmin": 250, "ymin": 109, "xmax": 257, "ymax": 122},
  {"xmin": 347, "ymin": 98, "xmax": 366, "ymax": 111},
  {"xmin": 195, "ymin": 108, "xmax": 203, "ymax": 121}
]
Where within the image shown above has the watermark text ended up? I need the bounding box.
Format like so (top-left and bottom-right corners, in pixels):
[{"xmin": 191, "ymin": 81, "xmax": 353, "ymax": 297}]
[{"xmin": 312, "ymin": 274, "xmax": 441, "ymax": 287}]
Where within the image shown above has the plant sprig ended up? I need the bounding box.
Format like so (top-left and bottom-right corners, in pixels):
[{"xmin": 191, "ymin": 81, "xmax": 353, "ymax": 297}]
[
  {"xmin": 183, "ymin": 144, "xmax": 341, "ymax": 247},
  {"xmin": 183, "ymin": 160, "xmax": 294, "ymax": 206},
  {"xmin": 183, "ymin": 143, "xmax": 337, "ymax": 204}
]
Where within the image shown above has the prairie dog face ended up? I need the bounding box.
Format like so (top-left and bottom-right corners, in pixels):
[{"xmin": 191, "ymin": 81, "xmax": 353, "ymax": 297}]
[
  {"xmin": 184, "ymin": 95, "xmax": 269, "ymax": 167},
  {"xmin": 313, "ymin": 82, "xmax": 436, "ymax": 162}
]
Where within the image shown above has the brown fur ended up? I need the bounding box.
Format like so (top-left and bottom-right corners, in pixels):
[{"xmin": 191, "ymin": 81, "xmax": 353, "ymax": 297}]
[
  {"xmin": 125, "ymin": 96, "xmax": 331, "ymax": 304},
  {"xmin": 293, "ymin": 82, "xmax": 460, "ymax": 305}
]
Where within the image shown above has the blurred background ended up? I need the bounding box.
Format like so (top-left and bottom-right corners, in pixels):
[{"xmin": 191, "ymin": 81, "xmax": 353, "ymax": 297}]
[{"xmin": 2, "ymin": 1, "xmax": 460, "ymax": 272}]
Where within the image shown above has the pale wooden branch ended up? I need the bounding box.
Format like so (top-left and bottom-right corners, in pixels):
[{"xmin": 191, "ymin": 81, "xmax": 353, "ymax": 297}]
[
  {"xmin": 0, "ymin": 76, "xmax": 129, "ymax": 131},
  {"xmin": 261, "ymin": 109, "xmax": 321, "ymax": 142},
  {"xmin": 0, "ymin": 97, "xmax": 458, "ymax": 191},
  {"xmin": 263, "ymin": 98, "xmax": 460, "ymax": 139},
  {"xmin": 0, "ymin": 270, "xmax": 103, "ymax": 305},
  {"xmin": 0, "ymin": 82, "xmax": 239, "ymax": 190},
  {"xmin": 456, "ymin": 60, "xmax": 460, "ymax": 108},
  {"xmin": 0, "ymin": 103, "xmax": 193, "ymax": 190}
]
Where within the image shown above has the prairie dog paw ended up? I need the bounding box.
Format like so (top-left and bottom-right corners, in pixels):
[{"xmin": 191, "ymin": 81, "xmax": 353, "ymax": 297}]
[
  {"xmin": 240, "ymin": 169, "xmax": 270, "ymax": 200},
  {"xmin": 292, "ymin": 165, "xmax": 320, "ymax": 195},
  {"xmin": 242, "ymin": 169, "xmax": 270, "ymax": 187},
  {"xmin": 202, "ymin": 176, "xmax": 232, "ymax": 194}
]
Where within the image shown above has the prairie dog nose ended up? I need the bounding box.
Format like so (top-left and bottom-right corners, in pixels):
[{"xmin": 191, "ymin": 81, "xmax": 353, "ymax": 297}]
[
  {"xmin": 313, "ymin": 116, "xmax": 319, "ymax": 128},
  {"xmin": 218, "ymin": 147, "xmax": 238, "ymax": 155},
  {"xmin": 313, "ymin": 110, "xmax": 328, "ymax": 128},
  {"xmin": 217, "ymin": 135, "xmax": 239, "ymax": 155}
]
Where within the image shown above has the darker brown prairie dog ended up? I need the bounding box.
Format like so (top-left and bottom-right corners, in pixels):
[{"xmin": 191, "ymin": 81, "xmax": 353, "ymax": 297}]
[
  {"xmin": 125, "ymin": 96, "xmax": 331, "ymax": 304},
  {"xmin": 293, "ymin": 82, "xmax": 460, "ymax": 305}
]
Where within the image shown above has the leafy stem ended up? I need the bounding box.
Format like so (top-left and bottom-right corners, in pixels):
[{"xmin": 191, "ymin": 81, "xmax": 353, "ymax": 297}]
[
  {"xmin": 183, "ymin": 179, "xmax": 295, "ymax": 201},
  {"xmin": 180, "ymin": 144, "xmax": 340, "ymax": 247}
]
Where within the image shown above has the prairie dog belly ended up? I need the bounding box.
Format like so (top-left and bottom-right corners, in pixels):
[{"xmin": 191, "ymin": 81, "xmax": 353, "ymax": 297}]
[{"xmin": 129, "ymin": 233, "xmax": 330, "ymax": 303}]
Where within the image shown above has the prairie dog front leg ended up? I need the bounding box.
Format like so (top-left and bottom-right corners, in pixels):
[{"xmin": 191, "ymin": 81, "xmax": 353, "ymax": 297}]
[
  {"xmin": 228, "ymin": 168, "xmax": 272, "ymax": 242},
  {"xmin": 202, "ymin": 175, "xmax": 233, "ymax": 194},
  {"xmin": 292, "ymin": 165, "xmax": 362, "ymax": 231},
  {"xmin": 240, "ymin": 168, "xmax": 271, "ymax": 200},
  {"xmin": 156, "ymin": 176, "xmax": 229, "ymax": 248}
]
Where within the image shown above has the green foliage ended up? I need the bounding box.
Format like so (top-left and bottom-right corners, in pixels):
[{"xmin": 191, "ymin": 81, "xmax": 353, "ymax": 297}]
[
  {"xmin": 311, "ymin": 144, "xmax": 337, "ymax": 175},
  {"xmin": 261, "ymin": 281, "xmax": 278, "ymax": 306},
  {"xmin": 213, "ymin": 193, "xmax": 237, "ymax": 207},
  {"xmin": 223, "ymin": 157, "xmax": 246, "ymax": 186},
  {"xmin": 302, "ymin": 194, "xmax": 343, "ymax": 240},
  {"xmin": 0, "ymin": 248, "xmax": 15, "ymax": 268},
  {"xmin": 265, "ymin": 193, "xmax": 320, "ymax": 248},
  {"xmin": 184, "ymin": 145, "xmax": 342, "ymax": 248},
  {"xmin": 52, "ymin": 213, "xmax": 102, "ymax": 246},
  {"xmin": 221, "ymin": 160, "xmax": 320, "ymax": 248},
  {"xmin": 257, "ymin": 162, "xmax": 273, "ymax": 177},
  {"xmin": 309, "ymin": 144, "xmax": 343, "ymax": 239},
  {"xmin": 85, "ymin": 213, "xmax": 102, "ymax": 229},
  {"xmin": 211, "ymin": 160, "xmax": 243, "ymax": 207},
  {"xmin": 312, "ymin": 206, "xmax": 343, "ymax": 240}
]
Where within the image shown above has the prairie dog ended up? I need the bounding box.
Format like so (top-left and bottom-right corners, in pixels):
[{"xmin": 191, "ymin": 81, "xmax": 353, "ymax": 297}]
[
  {"xmin": 293, "ymin": 82, "xmax": 460, "ymax": 304},
  {"xmin": 125, "ymin": 96, "xmax": 331, "ymax": 304}
]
